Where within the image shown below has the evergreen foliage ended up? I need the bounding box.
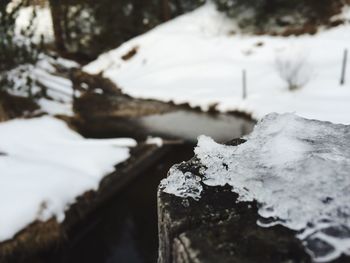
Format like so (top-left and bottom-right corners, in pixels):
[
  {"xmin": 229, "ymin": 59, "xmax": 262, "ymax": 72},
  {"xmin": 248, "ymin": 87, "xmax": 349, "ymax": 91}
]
[
  {"xmin": 49, "ymin": 0, "xmax": 205, "ymax": 60},
  {"xmin": 213, "ymin": 0, "xmax": 343, "ymax": 32}
]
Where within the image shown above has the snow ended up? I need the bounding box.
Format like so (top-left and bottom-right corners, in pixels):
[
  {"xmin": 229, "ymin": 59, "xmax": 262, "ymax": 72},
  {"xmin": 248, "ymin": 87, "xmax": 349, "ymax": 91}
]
[
  {"xmin": 85, "ymin": 3, "xmax": 350, "ymax": 125},
  {"xmin": 6, "ymin": 54, "xmax": 79, "ymax": 116},
  {"xmin": 145, "ymin": 136, "xmax": 164, "ymax": 147},
  {"xmin": 15, "ymin": 6, "xmax": 54, "ymax": 43},
  {"xmin": 162, "ymin": 113, "xmax": 350, "ymax": 262},
  {"xmin": 0, "ymin": 116, "xmax": 136, "ymax": 243}
]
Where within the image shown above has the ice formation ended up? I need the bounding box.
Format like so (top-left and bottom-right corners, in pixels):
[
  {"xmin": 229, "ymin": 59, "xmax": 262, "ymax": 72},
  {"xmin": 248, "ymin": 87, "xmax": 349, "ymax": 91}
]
[
  {"xmin": 162, "ymin": 113, "xmax": 350, "ymax": 262},
  {"xmin": 160, "ymin": 165, "xmax": 203, "ymax": 201}
]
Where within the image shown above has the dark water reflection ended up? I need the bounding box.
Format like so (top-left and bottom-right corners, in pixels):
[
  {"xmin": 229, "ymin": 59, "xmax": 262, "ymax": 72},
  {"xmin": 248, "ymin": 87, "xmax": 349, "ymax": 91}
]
[
  {"xmin": 139, "ymin": 110, "xmax": 254, "ymax": 143},
  {"xmin": 38, "ymin": 112, "xmax": 253, "ymax": 263},
  {"xmin": 43, "ymin": 144, "xmax": 194, "ymax": 263}
]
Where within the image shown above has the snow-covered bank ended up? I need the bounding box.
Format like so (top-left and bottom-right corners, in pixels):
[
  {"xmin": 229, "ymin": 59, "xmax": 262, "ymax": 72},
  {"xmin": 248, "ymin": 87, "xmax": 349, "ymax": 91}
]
[
  {"xmin": 0, "ymin": 116, "xmax": 136, "ymax": 243},
  {"xmin": 6, "ymin": 54, "xmax": 78, "ymax": 116},
  {"xmin": 85, "ymin": 3, "xmax": 350, "ymax": 124},
  {"xmin": 161, "ymin": 113, "xmax": 350, "ymax": 262}
]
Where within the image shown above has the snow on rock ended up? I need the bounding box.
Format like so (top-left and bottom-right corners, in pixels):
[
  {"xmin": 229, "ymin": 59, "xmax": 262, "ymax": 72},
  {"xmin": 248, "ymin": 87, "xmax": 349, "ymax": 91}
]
[
  {"xmin": 0, "ymin": 116, "xmax": 136, "ymax": 243},
  {"xmin": 162, "ymin": 113, "xmax": 350, "ymax": 262},
  {"xmin": 85, "ymin": 3, "xmax": 350, "ymax": 124}
]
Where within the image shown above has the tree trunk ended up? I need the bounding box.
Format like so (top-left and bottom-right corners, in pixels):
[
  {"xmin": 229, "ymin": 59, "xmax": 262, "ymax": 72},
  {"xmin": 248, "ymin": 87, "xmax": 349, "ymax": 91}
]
[
  {"xmin": 174, "ymin": 0, "xmax": 183, "ymax": 16},
  {"xmin": 264, "ymin": 0, "xmax": 277, "ymax": 13},
  {"xmin": 162, "ymin": 0, "xmax": 171, "ymax": 21},
  {"xmin": 0, "ymin": 0, "xmax": 10, "ymax": 10},
  {"xmin": 0, "ymin": 100, "xmax": 8, "ymax": 122},
  {"xmin": 48, "ymin": 0, "xmax": 66, "ymax": 52}
]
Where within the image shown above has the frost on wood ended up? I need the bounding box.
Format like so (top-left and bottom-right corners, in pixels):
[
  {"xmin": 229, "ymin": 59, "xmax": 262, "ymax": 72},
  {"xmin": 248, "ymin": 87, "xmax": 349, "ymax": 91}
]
[{"xmin": 162, "ymin": 113, "xmax": 350, "ymax": 262}]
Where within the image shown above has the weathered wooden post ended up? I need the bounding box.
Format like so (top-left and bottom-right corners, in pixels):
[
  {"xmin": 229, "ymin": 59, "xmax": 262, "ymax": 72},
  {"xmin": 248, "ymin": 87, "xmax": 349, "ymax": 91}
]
[
  {"xmin": 242, "ymin": 69, "xmax": 247, "ymax": 99},
  {"xmin": 340, "ymin": 48, "xmax": 348, "ymax": 86}
]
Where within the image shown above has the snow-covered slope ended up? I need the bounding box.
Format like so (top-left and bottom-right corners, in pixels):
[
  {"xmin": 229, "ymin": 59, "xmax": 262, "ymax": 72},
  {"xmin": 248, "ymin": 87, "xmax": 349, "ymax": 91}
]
[
  {"xmin": 0, "ymin": 116, "xmax": 136, "ymax": 243},
  {"xmin": 85, "ymin": 3, "xmax": 350, "ymax": 124}
]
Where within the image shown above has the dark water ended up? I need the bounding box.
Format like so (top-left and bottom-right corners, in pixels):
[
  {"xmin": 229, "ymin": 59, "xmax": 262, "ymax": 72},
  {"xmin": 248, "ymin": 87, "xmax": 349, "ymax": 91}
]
[
  {"xmin": 43, "ymin": 144, "xmax": 194, "ymax": 263},
  {"xmin": 81, "ymin": 110, "xmax": 255, "ymax": 144},
  {"xmin": 38, "ymin": 112, "xmax": 254, "ymax": 263},
  {"xmin": 139, "ymin": 110, "xmax": 254, "ymax": 143}
]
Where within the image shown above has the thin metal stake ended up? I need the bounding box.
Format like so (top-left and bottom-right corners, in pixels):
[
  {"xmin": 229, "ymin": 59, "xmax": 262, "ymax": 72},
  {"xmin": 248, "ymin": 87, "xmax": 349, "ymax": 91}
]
[
  {"xmin": 242, "ymin": 69, "xmax": 247, "ymax": 99},
  {"xmin": 340, "ymin": 48, "xmax": 348, "ymax": 86}
]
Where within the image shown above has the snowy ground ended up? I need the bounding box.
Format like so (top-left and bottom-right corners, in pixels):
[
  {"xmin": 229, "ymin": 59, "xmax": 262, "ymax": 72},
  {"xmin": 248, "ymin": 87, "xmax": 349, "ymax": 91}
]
[
  {"xmin": 85, "ymin": 3, "xmax": 350, "ymax": 125},
  {"xmin": 161, "ymin": 113, "xmax": 350, "ymax": 262},
  {"xmin": 6, "ymin": 54, "xmax": 78, "ymax": 116},
  {"xmin": 0, "ymin": 116, "xmax": 136, "ymax": 243}
]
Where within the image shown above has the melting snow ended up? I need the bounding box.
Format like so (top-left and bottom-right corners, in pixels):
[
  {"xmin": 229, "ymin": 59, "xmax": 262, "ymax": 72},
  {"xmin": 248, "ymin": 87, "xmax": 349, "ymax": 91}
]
[
  {"xmin": 0, "ymin": 116, "xmax": 136, "ymax": 243},
  {"xmin": 162, "ymin": 113, "xmax": 350, "ymax": 262}
]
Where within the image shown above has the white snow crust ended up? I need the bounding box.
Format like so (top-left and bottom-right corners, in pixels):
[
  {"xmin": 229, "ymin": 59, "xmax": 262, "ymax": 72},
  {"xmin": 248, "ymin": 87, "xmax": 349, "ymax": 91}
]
[
  {"xmin": 0, "ymin": 116, "xmax": 136, "ymax": 243},
  {"xmin": 6, "ymin": 54, "xmax": 78, "ymax": 116}
]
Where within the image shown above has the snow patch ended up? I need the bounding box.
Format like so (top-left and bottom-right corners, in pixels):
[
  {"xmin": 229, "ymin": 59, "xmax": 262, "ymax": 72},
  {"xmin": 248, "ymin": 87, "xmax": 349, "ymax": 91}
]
[
  {"xmin": 145, "ymin": 136, "xmax": 164, "ymax": 147},
  {"xmin": 0, "ymin": 116, "xmax": 136, "ymax": 243},
  {"xmin": 6, "ymin": 54, "xmax": 79, "ymax": 116}
]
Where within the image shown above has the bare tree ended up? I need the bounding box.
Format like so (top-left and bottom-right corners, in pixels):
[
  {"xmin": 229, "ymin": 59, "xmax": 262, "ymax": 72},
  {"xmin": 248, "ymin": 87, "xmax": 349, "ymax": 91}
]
[{"xmin": 275, "ymin": 54, "xmax": 312, "ymax": 91}]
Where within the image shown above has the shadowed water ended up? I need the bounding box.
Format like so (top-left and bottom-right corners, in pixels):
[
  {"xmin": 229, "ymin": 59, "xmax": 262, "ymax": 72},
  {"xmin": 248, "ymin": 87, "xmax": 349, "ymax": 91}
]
[{"xmin": 35, "ymin": 112, "xmax": 254, "ymax": 263}]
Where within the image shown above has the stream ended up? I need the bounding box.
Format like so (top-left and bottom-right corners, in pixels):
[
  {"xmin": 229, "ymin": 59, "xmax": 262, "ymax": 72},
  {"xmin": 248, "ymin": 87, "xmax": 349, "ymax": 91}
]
[{"xmin": 37, "ymin": 111, "xmax": 255, "ymax": 263}]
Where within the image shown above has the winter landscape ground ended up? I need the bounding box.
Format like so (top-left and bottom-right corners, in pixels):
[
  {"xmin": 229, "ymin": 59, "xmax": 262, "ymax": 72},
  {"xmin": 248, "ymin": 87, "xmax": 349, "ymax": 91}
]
[
  {"xmin": 85, "ymin": 3, "xmax": 350, "ymax": 124},
  {"xmin": 1, "ymin": 1, "xmax": 350, "ymax": 263}
]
